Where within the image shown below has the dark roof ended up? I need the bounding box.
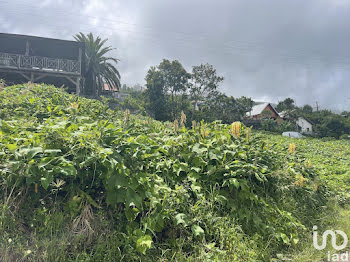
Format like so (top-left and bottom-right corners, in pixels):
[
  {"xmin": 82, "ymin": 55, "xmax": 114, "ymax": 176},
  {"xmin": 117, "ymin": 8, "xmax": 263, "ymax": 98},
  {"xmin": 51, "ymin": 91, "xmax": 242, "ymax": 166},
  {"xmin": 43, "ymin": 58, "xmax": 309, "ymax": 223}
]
[
  {"xmin": 0, "ymin": 33, "xmax": 85, "ymax": 61},
  {"xmin": 299, "ymin": 116, "xmax": 314, "ymax": 125},
  {"xmin": 0, "ymin": 33, "xmax": 84, "ymax": 48}
]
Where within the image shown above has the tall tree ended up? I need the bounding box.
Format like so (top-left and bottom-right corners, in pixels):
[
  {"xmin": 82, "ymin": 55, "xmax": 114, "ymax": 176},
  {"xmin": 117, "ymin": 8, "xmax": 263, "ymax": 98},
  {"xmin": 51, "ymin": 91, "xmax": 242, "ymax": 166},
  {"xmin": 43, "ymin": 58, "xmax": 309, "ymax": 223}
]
[
  {"xmin": 158, "ymin": 59, "xmax": 190, "ymax": 120},
  {"xmin": 74, "ymin": 32, "xmax": 121, "ymax": 96},
  {"xmin": 145, "ymin": 67, "xmax": 169, "ymax": 121},
  {"xmin": 190, "ymin": 63, "xmax": 224, "ymax": 115}
]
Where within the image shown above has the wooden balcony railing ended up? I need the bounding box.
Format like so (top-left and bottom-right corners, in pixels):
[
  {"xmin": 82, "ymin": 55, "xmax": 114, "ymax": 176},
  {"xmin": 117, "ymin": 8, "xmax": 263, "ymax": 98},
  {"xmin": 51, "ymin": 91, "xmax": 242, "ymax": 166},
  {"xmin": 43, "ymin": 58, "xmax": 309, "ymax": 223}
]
[{"xmin": 0, "ymin": 52, "xmax": 81, "ymax": 75}]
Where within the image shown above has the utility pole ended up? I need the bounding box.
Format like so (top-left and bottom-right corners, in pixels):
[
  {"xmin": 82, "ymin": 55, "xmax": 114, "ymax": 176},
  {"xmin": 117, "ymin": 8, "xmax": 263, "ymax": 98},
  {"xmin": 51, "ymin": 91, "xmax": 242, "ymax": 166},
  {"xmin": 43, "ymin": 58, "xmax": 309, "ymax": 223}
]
[{"xmin": 315, "ymin": 101, "xmax": 319, "ymax": 112}]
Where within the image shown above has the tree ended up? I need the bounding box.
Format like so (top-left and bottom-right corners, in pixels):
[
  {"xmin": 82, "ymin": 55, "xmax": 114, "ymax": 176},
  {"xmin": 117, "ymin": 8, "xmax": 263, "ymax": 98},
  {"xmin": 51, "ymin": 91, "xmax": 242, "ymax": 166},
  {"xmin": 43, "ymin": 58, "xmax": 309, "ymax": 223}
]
[
  {"xmin": 158, "ymin": 59, "xmax": 190, "ymax": 120},
  {"xmin": 74, "ymin": 32, "xmax": 121, "ymax": 96},
  {"xmin": 190, "ymin": 63, "xmax": 224, "ymax": 115},
  {"xmin": 196, "ymin": 92, "xmax": 253, "ymax": 124},
  {"xmin": 144, "ymin": 60, "xmax": 190, "ymax": 121},
  {"xmin": 301, "ymin": 104, "xmax": 313, "ymax": 114},
  {"xmin": 276, "ymin": 98, "xmax": 295, "ymax": 112},
  {"xmin": 317, "ymin": 117, "xmax": 347, "ymax": 139},
  {"xmin": 145, "ymin": 67, "xmax": 169, "ymax": 121},
  {"xmin": 236, "ymin": 96, "xmax": 254, "ymax": 115}
]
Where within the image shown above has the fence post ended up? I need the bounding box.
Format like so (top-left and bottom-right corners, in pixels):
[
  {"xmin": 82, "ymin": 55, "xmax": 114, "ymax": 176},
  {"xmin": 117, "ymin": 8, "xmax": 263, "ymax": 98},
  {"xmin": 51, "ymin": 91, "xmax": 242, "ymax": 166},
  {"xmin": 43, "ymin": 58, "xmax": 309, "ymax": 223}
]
[{"xmin": 17, "ymin": 54, "xmax": 20, "ymax": 68}]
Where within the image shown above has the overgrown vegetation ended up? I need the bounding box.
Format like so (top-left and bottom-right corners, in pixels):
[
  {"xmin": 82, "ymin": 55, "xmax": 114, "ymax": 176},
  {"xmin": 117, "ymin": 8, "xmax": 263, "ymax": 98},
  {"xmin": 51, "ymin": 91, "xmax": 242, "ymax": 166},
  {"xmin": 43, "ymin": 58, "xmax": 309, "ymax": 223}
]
[{"xmin": 0, "ymin": 84, "xmax": 347, "ymax": 261}]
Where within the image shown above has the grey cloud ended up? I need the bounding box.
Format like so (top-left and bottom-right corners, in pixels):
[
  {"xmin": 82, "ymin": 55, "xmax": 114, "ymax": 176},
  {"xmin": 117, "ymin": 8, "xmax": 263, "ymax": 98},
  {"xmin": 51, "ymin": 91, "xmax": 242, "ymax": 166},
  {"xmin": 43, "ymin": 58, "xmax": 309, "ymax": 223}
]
[{"xmin": 1, "ymin": 0, "xmax": 350, "ymax": 110}]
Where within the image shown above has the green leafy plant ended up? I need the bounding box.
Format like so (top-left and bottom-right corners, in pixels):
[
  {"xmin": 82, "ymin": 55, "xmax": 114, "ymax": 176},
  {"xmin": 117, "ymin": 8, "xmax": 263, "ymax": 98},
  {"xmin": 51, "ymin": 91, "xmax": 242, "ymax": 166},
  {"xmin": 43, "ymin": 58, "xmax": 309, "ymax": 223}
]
[{"xmin": 0, "ymin": 83, "xmax": 343, "ymax": 261}]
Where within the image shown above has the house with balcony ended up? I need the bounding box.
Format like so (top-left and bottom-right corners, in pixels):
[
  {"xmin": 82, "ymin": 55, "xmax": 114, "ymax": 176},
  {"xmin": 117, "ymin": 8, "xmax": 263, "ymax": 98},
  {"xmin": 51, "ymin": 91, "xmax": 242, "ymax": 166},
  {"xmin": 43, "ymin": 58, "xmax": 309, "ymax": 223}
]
[{"xmin": 0, "ymin": 33, "xmax": 85, "ymax": 94}]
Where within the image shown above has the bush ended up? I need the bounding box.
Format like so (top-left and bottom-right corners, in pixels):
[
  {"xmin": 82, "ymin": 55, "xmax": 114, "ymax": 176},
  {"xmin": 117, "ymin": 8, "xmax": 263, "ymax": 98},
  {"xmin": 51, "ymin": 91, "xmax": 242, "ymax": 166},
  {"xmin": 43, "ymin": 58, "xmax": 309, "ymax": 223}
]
[
  {"xmin": 321, "ymin": 137, "xmax": 336, "ymax": 142},
  {"xmin": 0, "ymin": 84, "xmax": 331, "ymax": 261},
  {"xmin": 261, "ymin": 119, "xmax": 277, "ymax": 131},
  {"xmin": 340, "ymin": 134, "xmax": 350, "ymax": 140},
  {"xmin": 259, "ymin": 119, "xmax": 296, "ymax": 133}
]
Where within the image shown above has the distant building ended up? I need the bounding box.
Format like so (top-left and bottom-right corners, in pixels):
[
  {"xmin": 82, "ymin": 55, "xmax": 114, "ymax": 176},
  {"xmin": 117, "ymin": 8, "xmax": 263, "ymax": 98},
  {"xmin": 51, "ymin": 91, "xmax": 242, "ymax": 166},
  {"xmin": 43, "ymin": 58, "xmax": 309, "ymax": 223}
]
[
  {"xmin": 278, "ymin": 111, "xmax": 288, "ymax": 119},
  {"xmin": 296, "ymin": 117, "xmax": 313, "ymax": 134},
  {"xmin": 101, "ymin": 83, "xmax": 118, "ymax": 97},
  {"xmin": 279, "ymin": 110, "xmax": 314, "ymax": 134},
  {"xmin": 101, "ymin": 83, "xmax": 132, "ymax": 100},
  {"xmin": 115, "ymin": 92, "xmax": 130, "ymax": 100},
  {"xmin": 246, "ymin": 102, "xmax": 282, "ymax": 122},
  {"xmin": 278, "ymin": 109, "xmax": 297, "ymax": 120},
  {"xmin": 0, "ymin": 33, "xmax": 85, "ymax": 94}
]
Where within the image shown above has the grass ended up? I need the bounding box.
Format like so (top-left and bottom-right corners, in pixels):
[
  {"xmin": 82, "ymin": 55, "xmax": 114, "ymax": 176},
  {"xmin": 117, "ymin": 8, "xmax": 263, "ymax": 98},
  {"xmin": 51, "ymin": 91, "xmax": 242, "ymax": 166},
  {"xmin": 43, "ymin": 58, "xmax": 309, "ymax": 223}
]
[{"xmin": 259, "ymin": 132, "xmax": 350, "ymax": 261}]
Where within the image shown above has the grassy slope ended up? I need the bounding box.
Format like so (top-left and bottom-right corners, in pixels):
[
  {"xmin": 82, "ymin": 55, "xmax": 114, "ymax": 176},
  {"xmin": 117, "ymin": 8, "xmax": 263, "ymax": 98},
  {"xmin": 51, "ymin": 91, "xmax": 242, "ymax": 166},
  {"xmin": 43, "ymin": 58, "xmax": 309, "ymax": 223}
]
[
  {"xmin": 260, "ymin": 133, "xmax": 350, "ymax": 199},
  {"xmin": 259, "ymin": 132, "xmax": 350, "ymax": 261},
  {"xmin": 0, "ymin": 84, "xmax": 348, "ymax": 261}
]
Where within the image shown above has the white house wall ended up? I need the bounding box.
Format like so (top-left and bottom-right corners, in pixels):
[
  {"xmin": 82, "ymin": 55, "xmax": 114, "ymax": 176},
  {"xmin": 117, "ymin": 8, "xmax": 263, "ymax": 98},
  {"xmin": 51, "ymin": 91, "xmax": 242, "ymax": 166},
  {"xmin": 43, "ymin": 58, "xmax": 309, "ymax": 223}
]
[{"xmin": 296, "ymin": 118, "xmax": 313, "ymax": 133}]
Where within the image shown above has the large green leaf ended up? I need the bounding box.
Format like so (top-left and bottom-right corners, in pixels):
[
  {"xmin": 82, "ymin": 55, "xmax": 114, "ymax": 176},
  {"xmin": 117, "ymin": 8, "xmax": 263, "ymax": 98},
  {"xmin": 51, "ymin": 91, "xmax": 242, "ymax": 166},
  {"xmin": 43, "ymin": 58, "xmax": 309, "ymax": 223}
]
[
  {"xmin": 40, "ymin": 173, "xmax": 53, "ymax": 190},
  {"xmin": 125, "ymin": 189, "xmax": 143, "ymax": 208},
  {"xmin": 136, "ymin": 235, "xmax": 153, "ymax": 254},
  {"xmin": 59, "ymin": 163, "xmax": 77, "ymax": 177},
  {"xmin": 7, "ymin": 144, "xmax": 17, "ymax": 151},
  {"xmin": 175, "ymin": 213, "xmax": 188, "ymax": 226},
  {"xmin": 18, "ymin": 147, "xmax": 43, "ymax": 159},
  {"xmin": 191, "ymin": 224, "xmax": 204, "ymax": 237},
  {"xmin": 125, "ymin": 207, "xmax": 140, "ymax": 221}
]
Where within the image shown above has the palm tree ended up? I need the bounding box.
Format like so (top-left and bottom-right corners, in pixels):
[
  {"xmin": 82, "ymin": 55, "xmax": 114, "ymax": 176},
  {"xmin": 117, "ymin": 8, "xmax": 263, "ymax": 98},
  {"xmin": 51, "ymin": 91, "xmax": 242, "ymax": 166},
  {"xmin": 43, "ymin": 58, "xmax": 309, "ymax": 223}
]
[{"xmin": 74, "ymin": 32, "xmax": 121, "ymax": 96}]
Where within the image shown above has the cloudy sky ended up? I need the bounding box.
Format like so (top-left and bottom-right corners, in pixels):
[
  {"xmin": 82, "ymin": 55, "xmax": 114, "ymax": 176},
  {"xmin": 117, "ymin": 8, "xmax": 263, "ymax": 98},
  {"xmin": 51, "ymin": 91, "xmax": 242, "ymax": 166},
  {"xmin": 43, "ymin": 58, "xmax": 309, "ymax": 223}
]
[{"xmin": 1, "ymin": 0, "xmax": 350, "ymax": 111}]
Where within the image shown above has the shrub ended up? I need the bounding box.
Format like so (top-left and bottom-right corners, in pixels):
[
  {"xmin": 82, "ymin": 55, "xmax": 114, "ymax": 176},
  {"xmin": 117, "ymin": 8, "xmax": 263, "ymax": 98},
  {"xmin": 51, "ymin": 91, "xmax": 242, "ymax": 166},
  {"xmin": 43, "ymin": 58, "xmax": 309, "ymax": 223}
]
[
  {"xmin": 340, "ymin": 134, "xmax": 350, "ymax": 140},
  {"xmin": 0, "ymin": 84, "xmax": 331, "ymax": 260}
]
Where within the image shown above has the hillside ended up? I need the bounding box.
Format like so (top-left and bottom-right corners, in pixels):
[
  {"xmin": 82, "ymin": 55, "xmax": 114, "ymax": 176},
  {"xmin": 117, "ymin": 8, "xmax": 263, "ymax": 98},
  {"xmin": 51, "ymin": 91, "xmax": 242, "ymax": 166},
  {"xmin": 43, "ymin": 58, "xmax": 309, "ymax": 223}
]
[{"xmin": 0, "ymin": 84, "xmax": 347, "ymax": 261}]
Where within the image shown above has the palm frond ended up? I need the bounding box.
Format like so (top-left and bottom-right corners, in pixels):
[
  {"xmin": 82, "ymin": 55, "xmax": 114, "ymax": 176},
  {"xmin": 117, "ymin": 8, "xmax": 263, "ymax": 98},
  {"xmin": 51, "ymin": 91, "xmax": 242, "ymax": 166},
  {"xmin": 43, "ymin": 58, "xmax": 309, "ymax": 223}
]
[{"xmin": 74, "ymin": 32, "xmax": 121, "ymax": 95}]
